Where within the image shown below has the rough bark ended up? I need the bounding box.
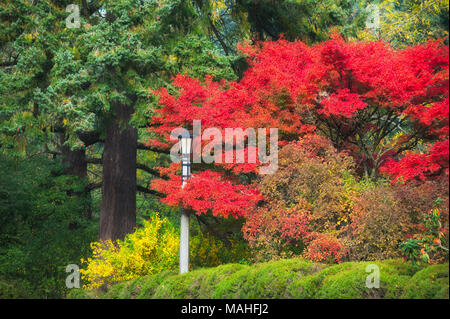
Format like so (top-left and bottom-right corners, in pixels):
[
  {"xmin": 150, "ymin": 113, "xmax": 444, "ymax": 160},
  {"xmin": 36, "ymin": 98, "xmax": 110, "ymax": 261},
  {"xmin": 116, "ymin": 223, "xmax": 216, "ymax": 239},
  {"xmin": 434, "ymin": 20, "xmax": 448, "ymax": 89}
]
[
  {"xmin": 61, "ymin": 145, "xmax": 87, "ymax": 178},
  {"xmin": 99, "ymin": 103, "xmax": 137, "ymax": 241},
  {"xmin": 60, "ymin": 134, "xmax": 92, "ymax": 219}
]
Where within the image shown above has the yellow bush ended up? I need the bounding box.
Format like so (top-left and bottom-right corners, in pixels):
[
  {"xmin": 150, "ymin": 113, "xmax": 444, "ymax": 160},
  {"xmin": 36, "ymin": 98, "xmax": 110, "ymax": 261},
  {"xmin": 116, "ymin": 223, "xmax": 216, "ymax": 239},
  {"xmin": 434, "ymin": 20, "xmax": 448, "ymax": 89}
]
[
  {"xmin": 190, "ymin": 232, "xmax": 251, "ymax": 268},
  {"xmin": 190, "ymin": 231, "xmax": 223, "ymax": 267},
  {"xmin": 81, "ymin": 213, "xmax": 252, "ymax": 289},
  {"xmin": 80, "ymin": 214, "xmax": 179, "ymax": 289}
]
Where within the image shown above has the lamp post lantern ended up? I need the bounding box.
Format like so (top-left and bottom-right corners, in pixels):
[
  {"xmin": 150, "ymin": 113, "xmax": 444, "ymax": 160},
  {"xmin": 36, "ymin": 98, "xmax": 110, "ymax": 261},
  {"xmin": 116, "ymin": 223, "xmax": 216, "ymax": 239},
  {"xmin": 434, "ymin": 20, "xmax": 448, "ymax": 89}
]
[{"xmin": 179, "ymin": 132, "xmax": 192, "ymax": 274}]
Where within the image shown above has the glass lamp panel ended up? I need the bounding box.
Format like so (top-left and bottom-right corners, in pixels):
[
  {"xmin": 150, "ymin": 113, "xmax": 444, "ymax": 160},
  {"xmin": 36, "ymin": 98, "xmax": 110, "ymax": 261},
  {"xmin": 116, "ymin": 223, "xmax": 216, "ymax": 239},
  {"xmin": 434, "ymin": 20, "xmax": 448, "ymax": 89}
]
[
  {"xmin": 181, "ymin": 137, "xmax": 186, "ymax": 156},
  {"xmin": 180, "ymin": 136, "xmax": 192, "ymax": 155},
  {"xmin": 185, "ymin": 136, "xmax": 192, "ymax": 155}
]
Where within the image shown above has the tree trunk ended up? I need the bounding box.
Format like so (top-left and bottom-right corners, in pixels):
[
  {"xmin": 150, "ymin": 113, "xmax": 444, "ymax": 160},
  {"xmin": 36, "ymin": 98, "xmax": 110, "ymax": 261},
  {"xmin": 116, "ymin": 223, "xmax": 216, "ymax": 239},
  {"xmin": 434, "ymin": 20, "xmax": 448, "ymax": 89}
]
[
  {"xmin": 60, "ymin": 135, "xmax": 92, "ymax": 219},
  {"xmin": 99, "ymin": 103, "xmax": 137, "ymax": 241},
  {"xmin": 61, "ymin": 145, "xmax": 87, "ymax": 177}
]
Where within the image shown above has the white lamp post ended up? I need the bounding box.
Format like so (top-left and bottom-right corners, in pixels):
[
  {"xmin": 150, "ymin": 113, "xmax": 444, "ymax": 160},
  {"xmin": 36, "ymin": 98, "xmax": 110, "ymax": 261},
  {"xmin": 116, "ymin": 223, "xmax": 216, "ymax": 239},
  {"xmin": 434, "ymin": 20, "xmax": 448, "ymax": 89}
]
[{"xmin": 179, "ymin": 132, "xmax": 192, "ymax": 274}]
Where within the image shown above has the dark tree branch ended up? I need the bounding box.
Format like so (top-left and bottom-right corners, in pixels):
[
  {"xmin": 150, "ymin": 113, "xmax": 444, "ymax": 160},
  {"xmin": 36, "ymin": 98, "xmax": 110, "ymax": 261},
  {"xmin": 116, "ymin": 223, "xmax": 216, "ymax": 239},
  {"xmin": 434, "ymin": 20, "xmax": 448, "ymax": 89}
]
[
  {"xmin": 137, "ymin": 185, "xmax": 164, "ymax": 197},
  {"xmin": 0, "ymin": 60, "xmax": 16, "ymax": 67},
  {"xmin": 207, "ymin": 13, "xmax": 230, "ymax": 56},
  {"xmin": 87, "ymin": 182, "xmax": 102, "ymax": 192},
  {"xmin": 81, "ymin": 0, "xmax": 89, "ymax": 17},
  {"xmin": 87, "ymin": 169, "xmax": 102, "ymax": 178},
  {"xmin": 85, "ymin": 157, "xmax": 102, "ymax": 165},
  {"xmin": 85, "ymin": 157, "xmax": 165, "ymax": 179},
  {"xmin": 77, "ymin": 130, "xmax": 101, "ymax": 146},
  {"xmin": 136, "ymin": 163, "xmax": 166, "ymax": 179},
  {"xmin": 137, "ymin": 142, "xmax": 170, "ymax": 154}
]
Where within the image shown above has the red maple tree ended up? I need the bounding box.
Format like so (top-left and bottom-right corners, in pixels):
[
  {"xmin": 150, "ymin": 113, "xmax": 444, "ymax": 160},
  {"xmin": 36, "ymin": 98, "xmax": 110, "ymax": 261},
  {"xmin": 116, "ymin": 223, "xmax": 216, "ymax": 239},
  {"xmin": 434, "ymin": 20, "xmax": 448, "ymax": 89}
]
[{"xmin": 147, "ymin": 36, "xmax": 449, "ymax": 220}]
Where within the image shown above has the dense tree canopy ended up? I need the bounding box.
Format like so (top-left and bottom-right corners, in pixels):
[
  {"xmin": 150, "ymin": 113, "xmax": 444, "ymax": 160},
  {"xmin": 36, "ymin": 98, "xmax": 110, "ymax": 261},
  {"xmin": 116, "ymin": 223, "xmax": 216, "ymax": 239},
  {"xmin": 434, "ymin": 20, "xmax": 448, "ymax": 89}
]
[
  {"xmin": 147, "ymin": 36, "xmax": 448, "ymax": 263},
  {"xmin": 0, "ymin": 0, "xmax": 238, "ymax": 241},
  {"xmin": 0, "ymin": 0, "xmax": 448, "ymax": 299},
  {"xmin": 149, "ymin": 37, "xmax": 448, "ymax": 202}
]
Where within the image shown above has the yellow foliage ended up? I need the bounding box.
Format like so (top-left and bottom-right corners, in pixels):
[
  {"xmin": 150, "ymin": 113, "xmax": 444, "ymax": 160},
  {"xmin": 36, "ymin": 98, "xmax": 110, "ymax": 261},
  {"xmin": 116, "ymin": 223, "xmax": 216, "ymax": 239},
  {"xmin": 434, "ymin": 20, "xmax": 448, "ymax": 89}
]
[
  {"xmin": 80, "ymin": 214, "xmax": 179, "ymax": 289},
  {"xmin": 24, "ymin": 32, "xmax": 39, "ymax": 43},
  {"xmin": 80, "ymin": 214, "xmax": 251, "ymax": 289},
  {"xmin": 359, "ymin": 0, "xmax": 449, "ymax": 47},
  {"xmin": 190, "ymin": 231, "xmax": 251, "ymax": 268},
  {"xmin": 210, "ymin": 0, "xmax": 227, "ymax": 22}
]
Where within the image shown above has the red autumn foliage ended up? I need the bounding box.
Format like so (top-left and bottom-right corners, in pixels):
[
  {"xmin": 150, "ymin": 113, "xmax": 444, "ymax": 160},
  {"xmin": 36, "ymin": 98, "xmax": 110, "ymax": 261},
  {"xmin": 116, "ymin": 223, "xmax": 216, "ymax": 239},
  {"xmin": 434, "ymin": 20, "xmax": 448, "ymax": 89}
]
[
  {"xmin": 319, "ymin": 88, "xmax": 367, "ymax": 118},
  {"xmin": 243, "ymin": 201, "xmax": 312, "ymax": 246},
  {"xmin": 303, "ymin": 232, "xmax": 348, "ymax": 263},
  {"xmin": 151, "ymin": 170, "xmax": 262, "ymax": 218},
  {"xmin": 380, "ymin": 140, "xmax": 449, "ymax": 183},
  {"xmin": 147, "ymin": 37, "xmax": 449, "ymax": 253}
]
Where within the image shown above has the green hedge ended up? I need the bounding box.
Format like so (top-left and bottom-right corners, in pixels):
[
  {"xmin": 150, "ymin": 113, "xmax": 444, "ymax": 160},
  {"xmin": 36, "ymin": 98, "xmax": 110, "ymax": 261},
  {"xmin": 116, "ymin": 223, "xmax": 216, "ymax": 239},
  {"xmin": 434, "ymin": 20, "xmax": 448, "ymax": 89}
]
[
  {"xmin": 402, "ymin": 264, "xmax": 449, "ymax": 299},
  {"xmin": 68, "ymin": 258, "xmax": 448, "ymax": 299}
]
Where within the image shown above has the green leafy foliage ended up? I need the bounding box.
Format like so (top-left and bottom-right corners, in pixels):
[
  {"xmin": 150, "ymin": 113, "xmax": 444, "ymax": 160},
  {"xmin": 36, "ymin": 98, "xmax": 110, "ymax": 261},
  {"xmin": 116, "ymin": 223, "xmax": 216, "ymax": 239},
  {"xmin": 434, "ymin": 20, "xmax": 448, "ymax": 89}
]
[
  {"xmin": 229, "ymin": 0, "xmax": 369, "ymax": 42},
  {"xmin": 0, "ymin": 154, "xmax": 96, "ymax": 298},
  {"xmin": 400, "ymin": 207, "xmax": 449, "ymax": 264},
  {"xmin": 1, "ymin": 0, "xmax": 448, "ymax": 299}
]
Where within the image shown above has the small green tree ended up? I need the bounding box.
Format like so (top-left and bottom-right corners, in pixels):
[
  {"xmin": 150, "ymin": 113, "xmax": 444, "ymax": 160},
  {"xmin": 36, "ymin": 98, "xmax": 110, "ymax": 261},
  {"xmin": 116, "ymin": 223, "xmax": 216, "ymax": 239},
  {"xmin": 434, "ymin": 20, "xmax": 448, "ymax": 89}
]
[{"xmin": 401, "ymin": 204, "xmax": 449, "ymax": 265}]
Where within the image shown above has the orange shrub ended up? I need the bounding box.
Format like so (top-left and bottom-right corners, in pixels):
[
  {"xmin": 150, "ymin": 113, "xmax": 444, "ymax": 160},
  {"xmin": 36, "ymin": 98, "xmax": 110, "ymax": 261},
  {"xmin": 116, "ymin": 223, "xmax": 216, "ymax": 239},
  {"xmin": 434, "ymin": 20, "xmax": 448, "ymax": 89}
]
[
  {"xmin": 303, "ymin": 232, "xmax": 348, "ymax": 263},
  {"xmin": 243, "ymin": 135, "xmax": 356, "ymax": 261}
]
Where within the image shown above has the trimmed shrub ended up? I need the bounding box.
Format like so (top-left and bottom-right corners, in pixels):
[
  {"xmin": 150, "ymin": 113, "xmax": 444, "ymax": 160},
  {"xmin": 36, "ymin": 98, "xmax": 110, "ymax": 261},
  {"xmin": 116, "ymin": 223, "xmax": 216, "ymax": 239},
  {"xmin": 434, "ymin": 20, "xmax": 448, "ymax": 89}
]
[
  {"xmin": 68, "ymin": 258, "xmax": 448, "ymax": 299},
  {"xmin": 315, "ymin": 261, "xmax": 419, "ymax": 299},
  {"xmin": 151, "ymin": 264, "xmax": 249, "ymax": 299},
  {"xmin": 137, "ymin": 270, "xmax": 178, "ymax": 299},
  {"xmin": 402, "ymin": 264, "xmax": 449, "ymax": 299},
  {"xmin": 213, "ymin": 258, "xmax": 324, "ymax": 298},
  {"xmin": 186, "ymin": 264, "xmax": 248, "ymax": 299}
]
